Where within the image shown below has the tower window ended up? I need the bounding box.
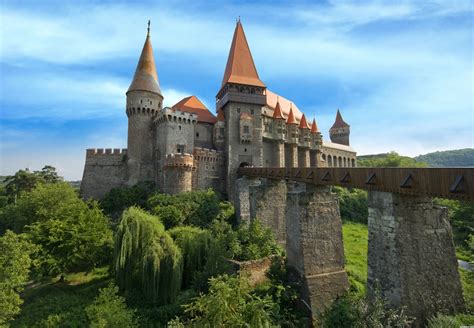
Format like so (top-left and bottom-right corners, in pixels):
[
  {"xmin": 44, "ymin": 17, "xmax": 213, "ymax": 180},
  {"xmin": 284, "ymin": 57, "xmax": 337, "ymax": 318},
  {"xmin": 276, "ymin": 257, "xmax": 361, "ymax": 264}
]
[
  {"xmin": 243, "ymin": 126, "xmax": 250, "ymax": 134},
  {"xmin": 196, "ymin": 132, "xmax": 200, "ymax": 138},
  {"xmin": 179, "ymin": 125, "xmax": 182, "ymax": 130},
  {"xmin": 251, "ymin": 109, "xmax": 254, "ymax": 115},
  {"xmin": 140, "ymin": 100, "xmax": 143, "ymax": 104},
  {"xmin": 150, "ymin": 101, "xmax": 152, "ymax": 105},
  {"xmin": 237, "ymin": 108, "xmax": 241, "ymax": 113},
  {"xmin": 244, "ymin": 148, "xmax": 247, "ymax": 152}
]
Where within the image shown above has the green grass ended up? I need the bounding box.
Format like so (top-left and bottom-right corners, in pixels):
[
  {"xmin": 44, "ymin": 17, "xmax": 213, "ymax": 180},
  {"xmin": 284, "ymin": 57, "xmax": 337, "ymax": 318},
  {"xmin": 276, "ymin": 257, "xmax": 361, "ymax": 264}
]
[
  {"xmin": 342, "ymin": 221, "xmax": 368, "ymax": 295},
  {"xmin": 13, "ymin": 267, "xmax": 111, "ymax": 328}
]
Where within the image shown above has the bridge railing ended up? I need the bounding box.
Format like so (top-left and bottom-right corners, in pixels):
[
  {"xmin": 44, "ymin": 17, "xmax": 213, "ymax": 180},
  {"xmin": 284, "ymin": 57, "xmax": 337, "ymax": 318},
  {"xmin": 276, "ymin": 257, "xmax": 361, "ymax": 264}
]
[{"xmin": 237, "ymin": 167, "xmax": 474, "ymax": 201}]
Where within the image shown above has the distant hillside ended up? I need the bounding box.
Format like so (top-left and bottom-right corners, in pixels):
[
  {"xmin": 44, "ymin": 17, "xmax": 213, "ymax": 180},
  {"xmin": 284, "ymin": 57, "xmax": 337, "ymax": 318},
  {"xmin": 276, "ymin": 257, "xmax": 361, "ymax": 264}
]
[
  {"xmin": 358, "ymin": 149, "xmax": 474, "ymax": 168},
  {"xmin": 414, "ymin": 149, "xmax": 474, "ymax": 167}
]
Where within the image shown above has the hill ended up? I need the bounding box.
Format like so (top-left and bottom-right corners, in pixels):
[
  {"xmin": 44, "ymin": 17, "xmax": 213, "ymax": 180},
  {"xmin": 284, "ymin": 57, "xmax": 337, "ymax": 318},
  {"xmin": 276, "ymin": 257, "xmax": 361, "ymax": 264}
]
[{"xmin": 414, "ymin": 149, "xmax": 474, "ymax": 167}]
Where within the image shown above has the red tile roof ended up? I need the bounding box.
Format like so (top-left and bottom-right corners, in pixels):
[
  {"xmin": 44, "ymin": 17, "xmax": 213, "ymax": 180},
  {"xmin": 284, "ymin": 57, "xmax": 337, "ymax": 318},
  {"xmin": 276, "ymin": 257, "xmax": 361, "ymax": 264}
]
[
  {"xmin": 221, "ymin": 21, "xmax": 265, "ymax": 88},
  {"xmin": 266, "ymin": 90, "xmax": 303, "ymax": 122},
  {"xmin": 216, "ymin": 108, "xmax": 225, "ymax": 122},
  {"xmin": 299, "ymin": 114, "xmax": 309, "ymax": 129},
  {"xmin": 172, "ymin": 96, "xmax": 216, "ymax": 124},
  {"xmin": 311, "ymin": 118, "xmax": 319, "ymax": 133},
  {"xmin": 240, "ymin": 112, "xmax": 253, "ymax": 120},
  {"xmin": 127, "ymin": 28, "xmax": 161, "ymax": 95},
  {"xmin": 331, "ymin": 109, "xmax": 349, "ymax": 129},
  {"xmin": 273, "ymin": 100, "xmax": 284, "ymax": 119},
  {"xmin": 286, "ymin": 106, "xmax": 297, "ymax": 125}
]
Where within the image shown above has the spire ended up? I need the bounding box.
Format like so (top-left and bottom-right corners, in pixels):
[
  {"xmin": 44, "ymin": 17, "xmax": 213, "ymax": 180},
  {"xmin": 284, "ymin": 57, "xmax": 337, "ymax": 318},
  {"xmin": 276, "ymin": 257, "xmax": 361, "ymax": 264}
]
[
  {"xmin": 299, "ymin": 114, "xmax": 309, "ymax": 129},
  {"xmin": 331, "ymin": 109, "xmax": 349, "ymax": 129},
  {"xmin": 286, "ymin": 105, "xmax": 297, "ymax": 125},
  {"xmin": 273, "ymin": 98, "xmax": 284, "ymax": 119},
  {"xmin": 221, "ymin": 20, "xmax": 265, "ymax": 88},
  {"xmin": 311, "ymin": 118, "xmax": 319, "ymax": 133},
  {"xmin": 127, "ymin": 21, "xmax": 162, "ymax": 95},
  {"xmin": 216, "ymin": 108, "xmax": 225, "ymax": 122}
]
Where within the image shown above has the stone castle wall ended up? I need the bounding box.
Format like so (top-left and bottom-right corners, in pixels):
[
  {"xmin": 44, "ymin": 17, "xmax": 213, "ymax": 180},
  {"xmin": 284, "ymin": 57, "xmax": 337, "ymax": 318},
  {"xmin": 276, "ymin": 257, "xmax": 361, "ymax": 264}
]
[
  {"xmin": 80, "ymin": 148, "xmax": 127, "ymax": 199},
  {"xmin": 193, "ymin": 147, "xmax": 225, "ymax": 194},
  {"xmin": 162, "ymin": 153, "xmax": 194, "ymax": 194}
]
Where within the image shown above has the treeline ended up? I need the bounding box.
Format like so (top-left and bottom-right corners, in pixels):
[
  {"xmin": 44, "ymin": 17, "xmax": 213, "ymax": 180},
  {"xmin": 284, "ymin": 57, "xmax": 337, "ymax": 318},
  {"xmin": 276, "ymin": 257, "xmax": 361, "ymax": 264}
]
[{"xmin": 415, "ymin": 148, "xmax": 474, "ymax": 167}]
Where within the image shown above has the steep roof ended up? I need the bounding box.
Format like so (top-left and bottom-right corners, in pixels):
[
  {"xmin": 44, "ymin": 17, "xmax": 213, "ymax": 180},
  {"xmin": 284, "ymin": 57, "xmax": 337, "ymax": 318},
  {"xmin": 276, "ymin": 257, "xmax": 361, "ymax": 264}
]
[
  {"xmin": 272, "ymin": 99, "xmax": 284, "ymax": 119},
  {"xmin": 299, "ymin": 114, "xmax": 309, "ymax": 129},
  {"xmin": 331, "ymin": 109, "xmax": 350, "ymax": 129},
  {"xmin": 311, "ymin": 118, "xmax": 319, "ymax": 133},
  {"xmin": 172, "ymin": 96, "xmax": 216, "ymax": 124},
  {"xmin": 286, "ymin": 107, "xmax": 297, "ymax": 125},
  {"xmin": 127, "ymin": 23, "xmax": 161, "ymax": 95},
  {"xmin": 265, "ymin": 90, "xmax": 303, "ymax": 122},
  {"xmin": 221, "ymin": 21, "xmax": 265, "ymax": 88},
  {"xmin": 216, "ymin": 108, "xmax": 225, "ymax": 122}
]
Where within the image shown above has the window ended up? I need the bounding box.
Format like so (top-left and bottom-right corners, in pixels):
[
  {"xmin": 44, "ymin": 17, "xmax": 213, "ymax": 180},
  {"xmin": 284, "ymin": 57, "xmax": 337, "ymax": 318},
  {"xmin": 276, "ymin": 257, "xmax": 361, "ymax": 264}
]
[
  {"xmin": 219, "ymin": 128, "xmax": 224, "ymax": 134},
  {"xmin": 140, "ymin": 100, "xmax": 143, "ymax": 104},
  {"xmin": 196, "ymin": 132, "xmax": 200, "ymax": 138},
  {"xmin": 150, "ymin": 100, "xmax": 152, "ymax": 105},
  {"xmin": 179, "ymin": 125, "xmax": 182, "ymax": 130},
  {"xmin": 177, "ymin": 144, "xmax": 185, "ymax": 153},
  {"xmin": 237, "ymin": 108, "xmax": 241, "ymax": 113},
  {"xmin": 251, "ymin": 109, "xmax": 254, "ymax": 115},
  {"xmin": 244, "ymin": 148, "xmax": 247, "ymax": 152},
  {"xmin": 243, "ymin": 126, "xmax": 250, "ymax": 134}
]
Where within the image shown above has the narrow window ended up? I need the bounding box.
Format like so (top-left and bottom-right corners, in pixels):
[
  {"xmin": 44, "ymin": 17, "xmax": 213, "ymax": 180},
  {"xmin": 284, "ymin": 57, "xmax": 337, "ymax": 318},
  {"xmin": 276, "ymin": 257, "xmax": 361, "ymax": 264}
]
[
  {"xmin": 251, "ymin": 109, "xmax": 254, "ymax": 115},
  {"xmin": 237, "ymin": 108, "xmax": 241, "ymax": 113},
  {"xmin": 179, "ymin": 125, "xmax": 182, "ymax": 130},
  {"xmin": 196, "ymin": 132, "xmax": 200, "ymax": 138},
  {"xmin": 243, "ymin": 126, "xmax": 250, "ymax": 134}
]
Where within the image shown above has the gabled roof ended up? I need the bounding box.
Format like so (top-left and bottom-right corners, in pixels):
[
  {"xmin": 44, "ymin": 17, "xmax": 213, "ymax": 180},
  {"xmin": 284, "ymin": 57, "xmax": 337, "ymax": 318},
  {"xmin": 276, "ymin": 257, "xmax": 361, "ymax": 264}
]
[
  {"xmin": 272, "ymin": 100, "xmax": 284, "ymax": 119},
  {"xmin": 240, "ymin": 112, "xmax": 253, "ymax": 120},
  {"xmin": 299, "ymin": 114, "xmax": 309, "ymax": 129},
  {"xmin": 286, "ymin": 107, "xmax": 297, "ymax": 125},
  {"xmin": 172, "ymin": 96, "xmax": 216, "ymax": 124},
  {"xmin": 311, "ymin": 118, "xmax": 319, "ymax": 133},
  {"xmin": 331, "ymin": 109, "xmax": 350, "ymax": 129},
  {"xmin": 216, "ymin": 108, "xmax": 225, "ymax": 122},
  {"xmin": 221, "ymin": 21, "xmax": 265, "ymax": 88},
  {"xmin": 127, "ymin": 24, "xmax": 161, "ymax": 95}
]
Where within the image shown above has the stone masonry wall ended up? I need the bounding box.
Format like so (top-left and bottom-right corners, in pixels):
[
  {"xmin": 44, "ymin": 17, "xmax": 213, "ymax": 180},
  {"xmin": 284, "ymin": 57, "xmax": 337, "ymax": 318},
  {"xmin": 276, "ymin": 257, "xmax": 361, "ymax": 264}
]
[
  {"xmin": 367, "ymin": 191, "xmax": 465, "ymax": 324},
  {"xmin": 193, "ymin": 148, "xmax": 225, "ymax": 195},
  {"xmin": 80, "ymin": 148, "xmax": 127, "ymax": 199}
]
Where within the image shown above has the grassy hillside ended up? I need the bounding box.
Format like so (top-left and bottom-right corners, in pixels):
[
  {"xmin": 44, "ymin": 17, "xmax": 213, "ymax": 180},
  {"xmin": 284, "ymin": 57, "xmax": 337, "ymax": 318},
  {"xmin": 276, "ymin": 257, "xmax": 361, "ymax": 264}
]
[{"xmin": 415, "ymin": 148, "xmax": 474, "ymax": 167}]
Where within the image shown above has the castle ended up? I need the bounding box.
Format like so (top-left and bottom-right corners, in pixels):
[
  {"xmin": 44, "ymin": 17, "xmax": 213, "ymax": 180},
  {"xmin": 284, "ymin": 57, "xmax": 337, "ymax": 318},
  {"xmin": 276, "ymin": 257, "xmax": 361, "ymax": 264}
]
[{"xmin": 80, "ymin": 20, "xmax": 357, "ymax": 200}]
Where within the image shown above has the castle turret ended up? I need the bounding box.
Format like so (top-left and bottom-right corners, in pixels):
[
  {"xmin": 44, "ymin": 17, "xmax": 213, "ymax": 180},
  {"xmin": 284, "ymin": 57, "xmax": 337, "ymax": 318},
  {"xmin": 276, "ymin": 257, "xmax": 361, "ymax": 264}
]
[
  {"xmin": 213, "ymin": 109, "xmax": 225, "ymax": 151},
  {"xmin": 126, "ymin": 21, "xmax": 163, "ymax": 184},
  {"xmin": 310, "ymin": 118, "xmax": 323, "ymax": 167},
  {"xmin": 162, "ymin": 154, "xmax": 194, "ymax": 194},
  {"xmin": 329, "ymin": 109, "xmax": 350, "ymax": 146},
  {"xmin": 216, "ymin": 19, "xmax": 267, "ymax": 200}
]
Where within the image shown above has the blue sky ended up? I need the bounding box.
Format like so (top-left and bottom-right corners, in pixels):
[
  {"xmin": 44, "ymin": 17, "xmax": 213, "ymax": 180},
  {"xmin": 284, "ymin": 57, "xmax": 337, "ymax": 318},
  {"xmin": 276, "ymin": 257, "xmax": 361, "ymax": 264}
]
[{"xmin": 0, "ymin": 0, "xmax": 472, "ymax": 180}]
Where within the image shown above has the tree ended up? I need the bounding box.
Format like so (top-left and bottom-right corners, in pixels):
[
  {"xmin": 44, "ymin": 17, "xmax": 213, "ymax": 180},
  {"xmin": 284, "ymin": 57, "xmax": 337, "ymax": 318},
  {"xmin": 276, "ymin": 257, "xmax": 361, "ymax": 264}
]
[
  {"xmin": 358, "ymin": 152, "xmax": 427, "ymax": 168},
  {"xmin": 0, "ymin": 230, "xmax": 37, "ymax": 326},
  {"xmin": 85, "ymin": 282, "xmax": 138, "ymax": 328},
  {"xmin": 34, "ymin": 165, "xmax": 62, "ymax": 184},
  {"xmin": 234, "ymin": 219, "xmax": 281, "ymax": 261},
  {"xmin": 114, "ymin": 207, "xmax": 182, "ymax": 304},
  {"xmin": 169, "ymin": 274, "xmax": 279, "ymax": 327}
]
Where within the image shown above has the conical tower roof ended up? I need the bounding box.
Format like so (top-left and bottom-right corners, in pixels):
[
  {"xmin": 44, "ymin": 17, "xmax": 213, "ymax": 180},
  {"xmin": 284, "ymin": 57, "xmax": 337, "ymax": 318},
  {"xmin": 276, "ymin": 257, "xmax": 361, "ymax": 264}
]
[
  {"xmin": 299, "ymin": 114, "xmax": 309, "ymax": 129},
  {"xmin": 273, "ymin": 99, "xmax": 284, "ymax": 119},
  {"xmin": 127, "ymin": 21, "xmax": 162, "ymax": 95},
  {"xmin": 331, "ymin": 109, "xmax": 349, "ymax": 129},
  {"xmin": 311, "ymin": 118, "xmax": 319, "ymax": 133},
  {"xmin": 221, "ymin": 20, "xmax": 265, "ymax": 88},
  {"xmin": 286, "ymin": 106, "xmax": 297, "ymax": 125}
]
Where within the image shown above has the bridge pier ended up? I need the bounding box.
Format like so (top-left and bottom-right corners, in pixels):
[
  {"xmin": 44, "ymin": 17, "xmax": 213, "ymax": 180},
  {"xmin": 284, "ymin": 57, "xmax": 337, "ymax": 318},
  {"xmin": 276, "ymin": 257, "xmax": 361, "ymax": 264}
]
[
  {"xmin": 286, "ymin": 183, "xmax": 349, "ymax": 316},
  {"xmin": 367, "ymin": 191, "xmax": 465, "ymax": 323},
  {"xmin": 235, "ymin": 176, "xmax": 261, "ymax": 223}
]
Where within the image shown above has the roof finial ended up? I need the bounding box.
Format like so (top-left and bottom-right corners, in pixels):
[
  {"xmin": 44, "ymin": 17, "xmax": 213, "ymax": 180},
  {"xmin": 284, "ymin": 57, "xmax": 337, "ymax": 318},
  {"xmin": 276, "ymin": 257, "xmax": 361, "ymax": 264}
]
[{"xmin": 147, "ymin": 20, "xmax": 151, "ymax": 36}]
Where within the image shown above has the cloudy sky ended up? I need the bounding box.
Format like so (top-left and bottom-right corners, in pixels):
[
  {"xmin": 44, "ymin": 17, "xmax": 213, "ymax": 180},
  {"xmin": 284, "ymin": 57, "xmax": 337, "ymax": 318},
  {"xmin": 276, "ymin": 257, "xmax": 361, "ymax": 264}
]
[{"xmin": 0, "ymin": 0, "xmax": 472, "ymax": 180}]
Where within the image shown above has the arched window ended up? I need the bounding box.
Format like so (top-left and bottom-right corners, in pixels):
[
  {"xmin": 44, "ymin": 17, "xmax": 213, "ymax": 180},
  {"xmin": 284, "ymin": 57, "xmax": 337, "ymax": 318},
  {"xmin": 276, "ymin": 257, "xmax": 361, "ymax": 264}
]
[
  {"xmin": 338, "ymin": 157, "xmax": 342, "ymax": 167},
  {"xmin": 351, "ymin": 158, "xmax": 355, "ymax": 167},
  {"xmin": 343, "ymin": 157, "xmax": 347, "ymax": 167},
  {"xmin": 328, "ymin": 155, "xmax": 332, "ymax": 167}
]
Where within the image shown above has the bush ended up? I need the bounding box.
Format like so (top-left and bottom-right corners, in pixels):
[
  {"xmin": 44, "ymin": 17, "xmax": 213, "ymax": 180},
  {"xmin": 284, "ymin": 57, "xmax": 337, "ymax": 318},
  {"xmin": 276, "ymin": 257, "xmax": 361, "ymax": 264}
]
[
  {"xmin": 154, "ymin": 205, "xmax": 185, "ymax": 229},
  {"xmin": 333, "ymin": 187, "xmax": 368, "ymax": 224},
  {"xmin": 114, "ymin": 207, "xmax": 182, "ymax": 304},
  {"xmin": 234, "ymin": 219, "xmax": 282, "ymax": 261},
  {"xmin": 85, "ymin": 282, "xmax": 138, "ymax": 328}
]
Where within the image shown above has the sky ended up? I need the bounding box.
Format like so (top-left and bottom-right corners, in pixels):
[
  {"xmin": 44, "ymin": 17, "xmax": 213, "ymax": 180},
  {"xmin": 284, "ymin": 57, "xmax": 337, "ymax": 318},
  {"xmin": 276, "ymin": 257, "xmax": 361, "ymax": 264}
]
[{"xmin": 0, "ymin": 0, "xmax": 473, "ymax": 180}]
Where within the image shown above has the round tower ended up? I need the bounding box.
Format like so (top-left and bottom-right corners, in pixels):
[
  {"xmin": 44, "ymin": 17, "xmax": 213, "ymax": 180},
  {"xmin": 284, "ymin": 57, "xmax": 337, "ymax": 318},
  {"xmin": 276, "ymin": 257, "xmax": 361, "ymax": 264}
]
[
  {"xmin": 126, "ymin": 21, "xmax": 163, "ymax": 184},
  {"xmin": 329, "ymin": 109, "xmax": 350, "ymax": 146},
  {"xmin": 162, "ymin": 154, "xmax": 194, "ymax": 194}
]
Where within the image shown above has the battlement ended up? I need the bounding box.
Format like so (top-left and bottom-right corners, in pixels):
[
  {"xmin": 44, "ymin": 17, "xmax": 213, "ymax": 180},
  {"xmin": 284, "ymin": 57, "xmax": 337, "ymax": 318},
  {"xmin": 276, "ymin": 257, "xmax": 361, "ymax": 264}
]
[
  {"xmin": 164, "ymin": 153, "xmax": 194, "ymax": 168},
  {"xmin": 193, "ymin": 147, "xmax": 225, "ymax": 163},
  {"xmin": 156, "ymin": 107, "xmax": 198, "ymax": 125},
  {"xmin": 86, "ymin": 148, "xmax": 127, "ymax": 156}
]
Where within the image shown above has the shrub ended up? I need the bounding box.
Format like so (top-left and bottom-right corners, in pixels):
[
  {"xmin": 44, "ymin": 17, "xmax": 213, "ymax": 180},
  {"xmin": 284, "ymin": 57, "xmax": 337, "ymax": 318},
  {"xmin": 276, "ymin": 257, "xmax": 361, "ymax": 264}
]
[
  {"xmin": 154, "ymin": 205, "xmax": 185, "ymax": 229},
  {"xmin": 234, "ymin": 219, "xmax": 282, "ymax": 261},
  {"xmin": 85, "ymin": 282, "xmax": 138, "ymax": 328},
  {"xmin": 114, "ymin": 207, "xmax": 182, "ymax": 304},
  {"xmin": 333, "ymin": 187, "xmax": 368, "ymax": 224}
]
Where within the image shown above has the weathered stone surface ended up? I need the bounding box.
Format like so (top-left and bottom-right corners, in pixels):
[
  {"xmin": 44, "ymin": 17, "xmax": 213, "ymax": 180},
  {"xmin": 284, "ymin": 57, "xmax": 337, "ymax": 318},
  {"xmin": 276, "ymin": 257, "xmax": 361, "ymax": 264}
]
[
  {"xmin": 367, "ymin": 191, "xmax": 465, "ymax": 324},
  {"xmin": 235, "ymin": 177, "xmax": 261, "ymax": 223}
]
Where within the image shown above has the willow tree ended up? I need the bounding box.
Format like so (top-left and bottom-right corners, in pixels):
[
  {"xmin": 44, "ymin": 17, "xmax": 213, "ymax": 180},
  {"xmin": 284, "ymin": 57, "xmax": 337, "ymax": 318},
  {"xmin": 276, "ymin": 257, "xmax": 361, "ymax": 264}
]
[
  {"xmin": 169, "ymin": 226, "xmax": 212, "ymax": 288},
  {"xmin": 114, "ymin": 207, "xmax": 182, "ymax": 304}
]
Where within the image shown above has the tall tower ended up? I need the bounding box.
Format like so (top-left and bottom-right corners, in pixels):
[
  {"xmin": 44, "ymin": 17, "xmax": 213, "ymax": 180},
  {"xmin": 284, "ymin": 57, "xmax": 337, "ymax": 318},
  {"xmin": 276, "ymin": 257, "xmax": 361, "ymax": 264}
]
[
  {"xmin": 126, "ymin": 21, "xmax": 163, "ymax": 184},
  {"xmin": 329, "ymin": 109, "xmax": 350, "ymax": 146},
  {"xmin": 216, "ymin": 20, "xmax": 266, "ymax": 200}
]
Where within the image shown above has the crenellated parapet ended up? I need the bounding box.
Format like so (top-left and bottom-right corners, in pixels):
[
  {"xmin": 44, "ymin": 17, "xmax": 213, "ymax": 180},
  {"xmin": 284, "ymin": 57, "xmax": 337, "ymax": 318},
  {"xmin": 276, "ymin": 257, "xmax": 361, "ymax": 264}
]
[
  {"xmin": 164, "ymin": 153, "xmax": 194, "ymax": 168},
  {"xmin": 193, "ymin": 147, "xmax": 225, "ymax": 164},
  {"xmin": 162, "ymin": 153, "xmax": 194, "ymax": 194},
  {"xmin": 84, "ymin": 148, "xmax": 127, "ymax": 166},
  {"xmin": 155, "ymin": 107, "xmax": 198, "ymax": 125}
]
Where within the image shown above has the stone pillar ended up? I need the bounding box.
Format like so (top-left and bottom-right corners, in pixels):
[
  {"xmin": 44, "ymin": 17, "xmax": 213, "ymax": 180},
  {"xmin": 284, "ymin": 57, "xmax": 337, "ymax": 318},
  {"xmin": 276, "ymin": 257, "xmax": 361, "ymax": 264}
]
[
  {"xmin": 286, "ymin": 183, "xmax": 349, "ymax": 316},
  {"xmin": 289, "ymin": 144, "xmax": 298, "ymax": 168},
  {"xmin": 235, "ymin": 176, "xmax": 261, "ymax": 224},
  {"xmin": 249, "ymin": 179, "xmax": 287, "ymax": 247},
  {"xmin": 367, "ymin": 191, "xmax": 465, "ymax": 324},
  {"xmin": 276, "ymin": 142, "xmax": 285, "ymax": 167}
]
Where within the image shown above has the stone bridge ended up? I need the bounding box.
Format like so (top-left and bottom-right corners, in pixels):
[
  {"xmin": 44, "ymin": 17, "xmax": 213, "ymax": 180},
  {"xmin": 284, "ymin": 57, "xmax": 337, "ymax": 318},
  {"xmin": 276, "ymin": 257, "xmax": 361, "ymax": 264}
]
[{"xmin": 236, "ymin": 167, "xmax": 473, "ymax": 324}]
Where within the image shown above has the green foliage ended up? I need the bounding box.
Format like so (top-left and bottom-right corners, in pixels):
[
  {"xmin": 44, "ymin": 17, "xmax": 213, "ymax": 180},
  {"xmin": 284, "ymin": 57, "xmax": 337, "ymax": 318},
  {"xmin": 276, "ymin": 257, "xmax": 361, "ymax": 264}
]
[
  {"xmin": 435, "ymin": 199, "xmax": 474, "ymax": 249},
  {"xmin": 99, "ymin": 182, "xmax": 156, "ymax": 219},
  {"xmin": 0, "ymin": 230, "xmax": 37, "ymax": 326},
  {"xmin": 168, "ymin": 226, "xmax": 212, "ymax": 288},
  {"xmin": 154, "ymin": 205, "xmax": 185, "ymax": 229},
  {"xmin": 358, "ymin": 151, "xmax": 428, "ymax": 168},
  {"xmin": 234, "ymin": 219, "xmax": 282, "ymax": 261},
  {"xmin": 415, "ymin": 148, "xmax": 474, "ymax": 168},
  {"xmin": 0, "ymin": 182, "xmax": 86, "ymax": 233},
  {"xmin": 323, "ymin": 292, "xmax": 413, "ymax": 328},
  {"xmin": 147, "ymin": 189, "xmax": 221, "ymax": 228},
  {"xmin": 334, "ymin": 187, "xmax": 368, "ymax": 224},
  {"xmin": 427, "ymin": 313, "xmax": 474, "ymax": 328},
  {"xmin": 85, "ymin": 282, "xmax": 138, "ymax": 328},
  {"xmin": 169, "ymin": 274, "xmax": 279, "ymax": 327},
  {"xmin": 114, "ymin": 207, "xmax": 182, "ymax": 304},
  {"xmin": 460, "ymin": 269, "xmax": 474, "ymax": 312}
]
